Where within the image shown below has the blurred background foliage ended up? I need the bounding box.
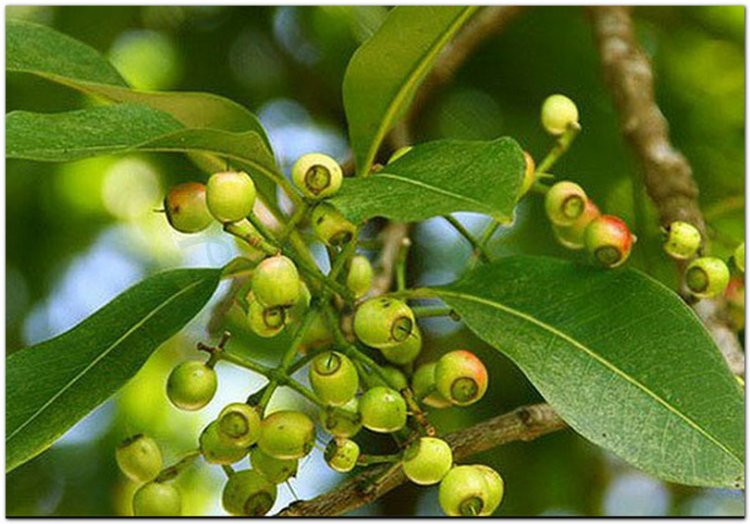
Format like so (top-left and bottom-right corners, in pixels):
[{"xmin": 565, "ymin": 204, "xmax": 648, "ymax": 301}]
[{"xmin": 5, "ymin": 5, "xmax": 744, "ymax": 517}]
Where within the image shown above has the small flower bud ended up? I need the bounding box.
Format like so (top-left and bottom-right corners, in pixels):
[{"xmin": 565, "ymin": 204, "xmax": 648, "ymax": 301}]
[
  {"xmin": 685, "ymin": 256, "xmax": 730, "ymax": 299},
  {"xmin": 541, "ymin": 94, "xmax": 579, "ymax": 136},
  {"xmin": 292, "ymin": 153, "xmax": 343, "ymax": 199},
  {"xmin": 584, "ymin": 215, "xmax": 635, "ymax": 268},
  {"xmin": 163, "ymin": 182, "xmax": 213, "ymax": 234},
  {"xmin": 545, "ymin": 181, "xmax": 588, "ymax": 226},
  {"xmin": 663, "ymin": 221, "xmax": 701, "ymax": 260}
]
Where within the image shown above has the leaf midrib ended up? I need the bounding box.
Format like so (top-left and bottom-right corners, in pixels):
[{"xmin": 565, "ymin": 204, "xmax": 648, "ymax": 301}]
[
  {"xmin": 438, "ymin": 288, "xmax": 743, "ymax": 466},
  {"xmin": 7, "ymin": 276, "xmax": 211, "ymax": 444}
]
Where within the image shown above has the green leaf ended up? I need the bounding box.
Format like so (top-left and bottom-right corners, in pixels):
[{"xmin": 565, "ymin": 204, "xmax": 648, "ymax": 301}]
[
  {"xmin": 6, "ymin": 268, "xmax": 221, "ymax": 472},
  {"xmin": 343, "ymin": 6, "xmax": 478, "ymax": 174},
  {"xmin": 434, "ymin": 256, "xmax": 744, "ymax": 489},
  {"xmin": 6, "ymin": 104, "xmax": 284, "ymax": 188},
  {"xmin": 329, "ymin": 138, "xmax": 525, "ymax": 223}
]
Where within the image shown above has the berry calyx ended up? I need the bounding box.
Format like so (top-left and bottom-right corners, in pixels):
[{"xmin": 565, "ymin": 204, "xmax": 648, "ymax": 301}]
[
  {"xmin": 250, "ymin": 447, "xmax": 298, "ymax": 484},
  {"xmin": 735, "ymin": 242, "xmax": 745, "ymax": 272},
  {"xmin": 247, "ymin": 293, "xmax": 286, "ymax": 338},
  {"xmin": 474, "ymin": 465, "xmax": 505, "ymax": 515},
  {"xmin": 438, "ymin": 465, "xmax": 493, "ymax": 517},
  {"xmin": 132, "ymin": 481, "xmax": 182, "ymax": 516},
  {"xmin": 252, "ymin": 255, "xmax": 302, "ymax": 308},
  {"xmin": 217, "ymin": 403, "xmax": 262, "ymax": 448},
  {"xmin": 412, "ymin": 362, "xmax": 452, "ymax": 409},
  {"xmin": 320, "ymin": 399, "xmax": 362, "ymax": 438},
  {"xmin": 434, "ymin": 350, "xmax": 488, "ymax": 406},
  {"xmin": 388, "ymin": 145, "xmax": 413, "ymax": 164},
  {"xmin": 379, "ymin": 324, "xmax": 422, "ymax": 365},
  {"xmin": 292, "ymin": 153, "xmax": 343, "ymax": 199},
  {"xmin": 358, "ymin": 386, "xmax": 407, "ymax": 433},
  {"xmin": 353, "ymin": 297, "xmax": 416, "ymax": 349},
  {"xmin": 324, "ymin": 438, "xmax": 360, "ymax": 473},
  {"xmin": 200, "ymin": 421, "xmax": 249, "ymax": 465},
  {"xmin": 311, "ymin": 203, "xmax": 356, "ymax": 246},
  {"xmin": 163, "ymin": 182, "xmax": 213, "ymax": 234},
  {"xmin": 584, "ymin": 215, "xmax": 635, "ymax": 268},
  {"xmin": 309, "ymin": 351, "xmax": 359, "ymax": 406},
  {"xmin": 553, "ymin": 199, "xmax": 600, "ymax": 250},
  {"xmin": 258, "ymin": 410, "xmax": 316, "ymax": 460},
  {"xmin": 545, "ymin": 181, "xmax": 588, "ymax": 226},
  {"xmin": 115, "ymin": 434, "xmax": 163, "ymax": 483},
  {"xmin": 206, "ymin": 171, "xmax": 256, "ymax": 223},
  {"xmin": 221, "ymin": 469, "xmax": 277, "ymax": 516},
  {"xmin": 402, "ymin": 437, "xmax": 453, "ymax": 486},
  {"xmin": 541, "ymin": 94, "xmax": 579, "ymax": 136},
  {"xmin": 663, "ymin": 221, "xmax": 701, "ymax": 260},
  {"xmin": 166, "ymin": 360, "xmax": 217, "ymax": 411},
  {"xmin": 685, "ymin": 256, "xmax": 730, "ymax": 299},
  {"xmin": 346, "ymin": 255, "xmax": 373, "ymax": 298},
  {"xmin": 519, "ymin": 151, "xmax": 537, "ymax": 197}
]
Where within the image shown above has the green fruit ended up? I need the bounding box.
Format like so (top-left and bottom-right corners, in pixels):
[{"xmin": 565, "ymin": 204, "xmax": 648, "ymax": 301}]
[
  {"xmin": 359, "ymin": 386, "xmax": 407, "ymax": 433},
  {"xmin": 252, "ymin": 255, "xmax": 302, "ymax": 308},
  {"xmin": 545, "ymin": 181, "xmax": 588, "ymax": 227},
  {"xmin": 247, "ymin": 294, "xmax": 286, "ymax": 338},
  {"xmin": 320, "ymin": 399, "xmax": 362, "ymax": 438},
  {"xmin": 474, "ymin": 465, "xmax": 505, "ymax": 515},
  {"xmin": 299, "ymin": 311, "xmax": 334, "ymax": 352},
  {"xmin": 541, "ymin": 94, "xmax": 579, "ymax": 136},
  {"xmin": 324, "ymin": 438, "xmax": 360, "ymax": 473},
  {"xmin": 552, "ymin": 199, "xmax": 600, "ymax": 250},
  {"xmin": 379, "ymin": 324, "xmax": 422, "ymax": 365},
  {"xmin": 200, "ymin": 421, "xmax": 248, "ymax": 465},
  {"xmin": 309, "ymin": 352, "xmax": 359, "ymax": 406},
  {"xmin": 686, "ymin": 256, "xmax": 730, "ymax": 299},
  {"xmin": 402, "ymin": 437, "xmax": 453, "ymax": 486},
  {"xmin": 163, "ymin": 182, "xmax": 213, "ymax": 234},
  {"xmin": 250, "ymin": 447, "xmax": 298, "ymax": 484},
  {"xmin": 518, "ymin": 151, "xmax": 537, "ymax": 197},
  {"xmin": 388, "ymin": 145, "xmax": 413, "ymax": 164},
  {"xmin": 258, "ymin": 410, "xmax": 316, "ymax": 460},
  {"xmin": 438, "ymin": 465, "xmax": 492, "ymax": 516},
  {"xmin": 287, "ymin": 282, "xmax": 312, "ymax": 324},
  {"xmin": 346, "ymin": 255, "xmax": 373, "ymax": 298},
  {"xmin": 353, "ymin": 297, "xmax": 416, "ymax": 349},
  {"xmin": 735, "ymin": 242, "xmax": 745, "ymax": 272},
  {"xmin": 663, "ymin": 221, "xmax": 702, "ymax": 260},
  {"xmin": 166, "ymin": 361, "xmax": 217, "ymax": 411},
  {"xmin": 292, "ymin": 153, "xmax": 343, "ymax": 199},
  {"xmin": 218, "ymin": 403, "xmax": 262, "ymax": 448},
  {"xmin": 206, "ymin": 171, "xmax": 256, "ymax": 223},
  {"xmin": 222, "ymin": 469, "xmax": 277, "ymax": 516},
  {"xmin": 379, "ymin": 366, "xmax": 408, "ymax": 391},
  {"xmin": 115, "ymin": 434, "xmax": 163, "ymax": 483},
  {"xmin": 584, "ymin": 215, "xmax": 635, "ymax": 268},
  {"xmin": 412, "ymin": 362, "xmax": 452, "ymax": 409},
  {"xmin": 132, "ymin": 481, "xmax": 181, "ymax": 516},
  {"xmin": 311, "ymin": 203, "xmax": 356, "ymax": 246},
  {"xmin": 435, "ymin": 350, "xmax": 488, "ymax": 407}
]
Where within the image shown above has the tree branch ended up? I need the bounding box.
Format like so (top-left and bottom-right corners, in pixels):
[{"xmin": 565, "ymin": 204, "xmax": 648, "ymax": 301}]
[
  {"xmin": 589, "ymin": 6, "xmax": 744, "ymax": 376},
  {"xmin": 277, "ymin": 403, "xmax": 565, "ymax": 516}
]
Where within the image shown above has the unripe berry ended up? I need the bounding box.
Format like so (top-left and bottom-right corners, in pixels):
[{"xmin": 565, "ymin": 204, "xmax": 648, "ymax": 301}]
[
  {"xmin": 686, "ymin": 256, "xmax": 730, "ymax": 299},
  {"xmin": 402, "ymin": 437, "xmax": 453, "ymax": 486},
  {"xmin": 200, "ymin": 421, "xmax": 248, "ymax": 464},
  {"xmin": 346, "ymin": 255, "xmax": 374, "ymax": 298},
  {"xmin": 735, "ymin": 242, "xmax": 745, "ymax": 272},
  {"xmin": 380, "ymin": 366, "xmax": 409, "ymax": 391},
  {"xmin": 379, "ymin": 324, "xmax": 422, "ymax": 365},
  {"xmin": 252, "ymin": 255, "xmax": 301, "ymax": 308},
  {"xmin": 435, "ymin": 350, "xmax": 488, "ymax": 406},
  {"xmin": 116, "ymin": 434, "xmax": 163, "ymax": 483},
  {"xmin": 545, "ymin": 181, "xmax": 588, "ymax": 226},
  {"xmin": 474, "ymin": 465, "xmax": 505, "ymax": 515},
  {"xmin": 206, "ymin": 171, "xmax": 256, "ymax": 223},
  {"xmin": 309, "ymin": 351, "xmax": 359, "ymax": 406},
  {"xmin": 286, "ymin": 282, "xmax": 311, "ymax": 324},
  {"xmin": 163, "ymin": 182, "xmax": 212, "ymax": 234},
  {"xmin": 324, "ymin": 438, "xmax": 360, "ymax": 473},
  {"xmin": 292, "ymin": 153, "xmax": 343, "ymax": 199},
  {"xmin": 518, "ymin": 151, "xmax": 536, "ymax": 197},
  {"xmin": 359, "ymin": 386, "xmax": 407, "ymax": 433},
  {"xmin": 299, "ymin": 311, "xmax": 334, "ymax": 352},
  {"xmin": 247, "ymin": 294, "xmax": 286, "ymax": 338},
  {"xmin": 250, "ymin": 447, "xmax": 298, "ymax": 484},
  {"xmin": 166, "ymin": 360, "xmax": 217, "ymax": 411},
  {"xmin": 353, "ymin": 297, "xmax": 416, "ymax": 349},
  {"xmin": 258, "ymin": 410, "xmax": 316, "ymax": 460},
  {"xmin": 663, "ymin": 221, "xmax": 701, "ymax": 260},
  {"xmin": 132, "ymin": 481, "xmax": 181, "ymax": 516},
  {"xmin": 552, "ymin": 199, "xmax": 600, "ymax": 250},
  {"xmin": 388, "ymin": 145, "xmax": 413, "ymax": 164},
  {"xmin": 438, "ymin": 465, "xmax": 493, "ymax": 517},
  {"xmin": 222, "ymin": 469, "xmax": 277, "ymax": 516},
  {"xmin": 584, "ymin": 215, "xmax": 635, "ymax": 268},
  {"xmin": 311, "ymin": 203, "xmax": 356, "ymax": 246},
  {"xmin": 412, "ymin": 362, "xmax": 452, "ymax": 409},
  {"xmin": 320, "ymin": 399, "xmax": 362, "ymax": 438},
  {"xmin": 541, "ymin": 94, "xmax": 579, "ymax": 136},
  {"xmin": 218, "ymin": 403, "xmax": 262, "ymax": 448},
  {"xmin": 725, "ymin": 276, "xmax": 745, "ymax": 330}
]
